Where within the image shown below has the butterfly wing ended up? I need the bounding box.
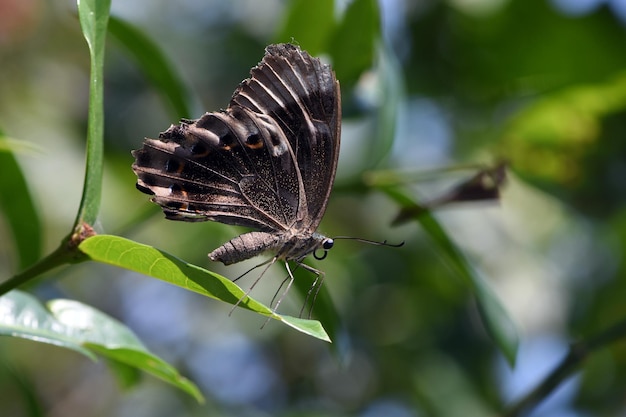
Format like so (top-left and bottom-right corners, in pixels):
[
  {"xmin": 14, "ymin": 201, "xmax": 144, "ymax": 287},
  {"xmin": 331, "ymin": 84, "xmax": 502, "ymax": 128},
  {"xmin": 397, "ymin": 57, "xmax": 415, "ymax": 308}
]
[
  {"xmin": 132, "ymin": 44, "xmax": 340, "ymax": 234},
  {"xmin": 132, "ymin": 109, "xmax": 299, "ymax": 230},
  {"xmin": 232, "ymin": 44, "xmax": 341, "ymax": 232}
]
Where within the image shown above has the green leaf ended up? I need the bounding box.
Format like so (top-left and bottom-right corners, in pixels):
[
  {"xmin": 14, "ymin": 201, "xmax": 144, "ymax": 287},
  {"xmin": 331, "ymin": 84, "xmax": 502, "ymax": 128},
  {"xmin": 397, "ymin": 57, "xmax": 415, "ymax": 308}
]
[
  {"xmin": 501, "ymin": 72, "xmax": 626, "ymax": 186},
  {"xmin": 2, "ymin": 363, "xmax": 45, "ymax": 417},
  {"xmin": 275, "ymin": 0, "xmax": 336, "ymax": 55},
  {"xmin": 291, "ymin": 269, "xmax": 341, "ymax": 343},
  {"xmin": 108, "ymin": 16, "xmax": 192, "ymax": 120},
  {"xmin": 74, "ymin": 0, "xmax": 111, "ymax": 227},
  {"xmin": 368, "ymin": 43, "xmax": 404, "ymax": 167},
  {"xmin": 103, "ymin": 357, "xmax": 142, "ymax": 390},
  {"xmin": 0, "ymin": 290, "xmax": 204, "ymax": 402},
  {"xmin": 329, "ymin": 0, "xmax": 380, "ymax": 86},
  {"xmin": 78, "ymin": 235, "xmax": 331, "ymax": 342},
  {"xmin": 280, "ymin": 315, "xmax": 329, "ymax": 339},
  {"xmin": 0, "ymin": 136, "xmax": 42, "ymax": 155},
  {"xmin": 0, "ymin": 290, "xmax": 95, "ymax": 359},
  {"xmin": 382, "ymin": 187, "xmax": 519, "ymax": 365},
  {"xmin": 0, "ymin": 132, "xmax": 42, "ymax": 270}
]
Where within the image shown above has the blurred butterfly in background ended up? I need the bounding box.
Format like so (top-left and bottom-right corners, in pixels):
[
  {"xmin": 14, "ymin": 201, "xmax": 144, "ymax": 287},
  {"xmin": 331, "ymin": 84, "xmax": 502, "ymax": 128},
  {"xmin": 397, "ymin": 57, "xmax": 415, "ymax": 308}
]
[{"xmin": 132, "ymin": 43, "xmax": 398, "ymax": 312}]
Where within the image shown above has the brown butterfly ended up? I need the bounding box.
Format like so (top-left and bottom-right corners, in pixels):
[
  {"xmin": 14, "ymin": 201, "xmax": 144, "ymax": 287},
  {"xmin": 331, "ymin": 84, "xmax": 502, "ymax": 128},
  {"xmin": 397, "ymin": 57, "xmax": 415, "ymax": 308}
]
[{"xmin": 132, "ymin": 44, "xmax": 341, "ymax": 300}]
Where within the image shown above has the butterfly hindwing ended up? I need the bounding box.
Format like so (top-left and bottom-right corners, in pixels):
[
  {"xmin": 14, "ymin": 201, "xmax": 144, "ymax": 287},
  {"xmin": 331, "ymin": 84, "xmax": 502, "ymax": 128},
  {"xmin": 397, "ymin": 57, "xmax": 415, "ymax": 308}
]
[{"xmin": 231, "ymin": 44, "xmax": 341, "ymax": 232}]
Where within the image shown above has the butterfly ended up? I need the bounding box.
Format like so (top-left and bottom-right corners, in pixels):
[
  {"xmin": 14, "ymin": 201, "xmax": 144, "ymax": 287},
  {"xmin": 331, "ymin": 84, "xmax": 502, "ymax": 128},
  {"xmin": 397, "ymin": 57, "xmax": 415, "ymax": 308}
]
[{"xmin": 132, "ymin": 44, "xmax": 341, "ymax": 299}]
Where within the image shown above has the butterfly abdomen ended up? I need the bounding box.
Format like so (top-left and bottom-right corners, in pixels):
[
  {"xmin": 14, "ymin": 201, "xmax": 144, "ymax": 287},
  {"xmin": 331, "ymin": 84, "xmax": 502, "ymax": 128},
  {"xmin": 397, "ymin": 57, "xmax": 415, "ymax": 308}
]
[{"xmin": 209, "ymin": 231, "xmax": 284, "ymax": 265}]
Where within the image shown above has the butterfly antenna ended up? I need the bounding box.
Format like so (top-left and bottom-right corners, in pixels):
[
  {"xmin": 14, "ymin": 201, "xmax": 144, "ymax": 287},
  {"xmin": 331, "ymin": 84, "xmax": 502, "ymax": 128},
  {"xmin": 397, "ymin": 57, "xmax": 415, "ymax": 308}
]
[{"xmin": 333, "ymin": 236, "xmax": 405, "ymax": 247}]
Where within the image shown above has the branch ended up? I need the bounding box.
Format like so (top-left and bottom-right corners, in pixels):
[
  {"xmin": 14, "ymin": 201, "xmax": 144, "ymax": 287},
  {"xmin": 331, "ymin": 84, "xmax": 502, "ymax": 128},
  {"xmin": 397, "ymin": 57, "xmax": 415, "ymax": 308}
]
[{"xmin": 504, "ymin": 317, "xmax": 626, "ymax": 416}]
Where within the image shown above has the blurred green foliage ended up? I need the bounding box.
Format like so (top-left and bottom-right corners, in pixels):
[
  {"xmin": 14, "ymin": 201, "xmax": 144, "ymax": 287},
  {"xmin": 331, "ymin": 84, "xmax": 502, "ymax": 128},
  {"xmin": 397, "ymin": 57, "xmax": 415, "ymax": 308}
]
[{"xmin": 1, "ymin": 0, "xmax": 626, "ymax": 416}]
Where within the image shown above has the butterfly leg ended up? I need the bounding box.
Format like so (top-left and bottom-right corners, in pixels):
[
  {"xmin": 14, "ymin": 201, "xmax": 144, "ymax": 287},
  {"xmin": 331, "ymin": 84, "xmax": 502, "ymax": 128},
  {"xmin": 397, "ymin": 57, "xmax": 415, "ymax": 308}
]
[
  {"xmin": 298, "ymin": 263, "xmax": 325, "ymax": 319},
  {"xmin": 269, "ymin": 271, "xmax": 293, "ymax": 310},
  {"xmin": 230, "ymin": 256, "xmax": 277, "ymax": 316},
  {"xmin": 261, "ymin": 262, "xmax": 297, "ymax": 329},
  {"xmin": 233, "ymin": 257, "xmax": 273, "ymax": 283}
]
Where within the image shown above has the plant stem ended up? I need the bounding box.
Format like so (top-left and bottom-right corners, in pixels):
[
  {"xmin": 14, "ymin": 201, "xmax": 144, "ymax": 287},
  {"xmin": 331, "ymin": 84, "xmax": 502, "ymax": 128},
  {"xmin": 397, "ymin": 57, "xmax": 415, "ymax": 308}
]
[
  {"xmin": 0, "ymin": 241, "xmax": 82, "ymax": 296},
  {"xmin": 504, "ymin": 316, "xmax": 626, "ymax": 416},
  {"xmin": 73, "ymin": 0, "xmax": 110, "ymax": 228}
]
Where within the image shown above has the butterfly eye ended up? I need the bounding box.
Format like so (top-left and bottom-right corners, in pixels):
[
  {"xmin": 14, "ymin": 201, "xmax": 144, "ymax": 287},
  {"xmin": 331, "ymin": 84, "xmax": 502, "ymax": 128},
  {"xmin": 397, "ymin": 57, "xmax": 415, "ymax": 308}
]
[{"xmin": 323, "ymin": 238, "xmax": 334, "ymax": 250}]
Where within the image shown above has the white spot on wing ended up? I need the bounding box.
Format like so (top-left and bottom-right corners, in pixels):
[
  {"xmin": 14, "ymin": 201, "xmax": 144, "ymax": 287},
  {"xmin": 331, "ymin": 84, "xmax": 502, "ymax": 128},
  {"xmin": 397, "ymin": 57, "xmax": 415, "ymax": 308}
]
[{"xmin": 152, "ymin": 185, "xmax": 173, "ymax": 197}]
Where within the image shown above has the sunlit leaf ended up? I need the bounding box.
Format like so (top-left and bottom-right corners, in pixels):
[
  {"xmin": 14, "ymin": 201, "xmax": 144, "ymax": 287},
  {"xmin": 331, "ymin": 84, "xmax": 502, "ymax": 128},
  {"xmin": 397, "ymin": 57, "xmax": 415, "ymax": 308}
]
[
  {"xmin": 501, "ymin": 73, "xmax": 626, "ymax": 185},
  {"xmin": 0, "ymin": 290, "xmax": 204, "ymax": 402},
  {"xmin": 78, "ymin": 235, "xmax": 331, "ymax": 342},
  {"xmin": 0, "ymin": 290, "xmax": 95, "ymax": 359},
  {"xmin": 0, "ymin": 137, "xmax": 42, "ymax": 155}
]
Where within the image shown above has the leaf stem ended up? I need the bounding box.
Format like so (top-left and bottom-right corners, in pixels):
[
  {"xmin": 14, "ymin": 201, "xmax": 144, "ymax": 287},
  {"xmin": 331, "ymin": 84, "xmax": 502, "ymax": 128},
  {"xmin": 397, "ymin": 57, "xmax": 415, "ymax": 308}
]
[
  {"xmin": 504, "ymin": 317, "xmax": 626, "ymax": 416},
  {"xmin": 72, "ymin": 0, "xmax": 110, "ymax": 228},
  {"xmin": 0, "ymin": 240, "xmax": 84, "ymax": 296}
]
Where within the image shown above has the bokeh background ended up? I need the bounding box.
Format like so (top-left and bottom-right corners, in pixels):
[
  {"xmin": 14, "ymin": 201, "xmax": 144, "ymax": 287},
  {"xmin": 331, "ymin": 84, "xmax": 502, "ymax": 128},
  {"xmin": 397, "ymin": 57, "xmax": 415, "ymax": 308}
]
[{"xmin": 2, "ymin": 0, "xmax": 626, "ymax": 416}]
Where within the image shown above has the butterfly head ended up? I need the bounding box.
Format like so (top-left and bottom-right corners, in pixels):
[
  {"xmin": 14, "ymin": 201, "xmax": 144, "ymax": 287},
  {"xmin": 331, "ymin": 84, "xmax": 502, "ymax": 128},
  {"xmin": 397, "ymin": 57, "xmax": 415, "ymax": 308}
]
[{"xmin": 313, "ymin": 237, "xmax": 334, "ymax": 260}]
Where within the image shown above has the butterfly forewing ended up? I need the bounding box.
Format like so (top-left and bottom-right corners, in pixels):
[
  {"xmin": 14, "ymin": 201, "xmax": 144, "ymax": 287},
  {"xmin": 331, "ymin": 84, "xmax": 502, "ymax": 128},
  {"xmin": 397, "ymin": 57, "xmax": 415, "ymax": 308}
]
[{"xmin": 132, "ymin": 43, "xmax": 340, "ymax": 263}]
